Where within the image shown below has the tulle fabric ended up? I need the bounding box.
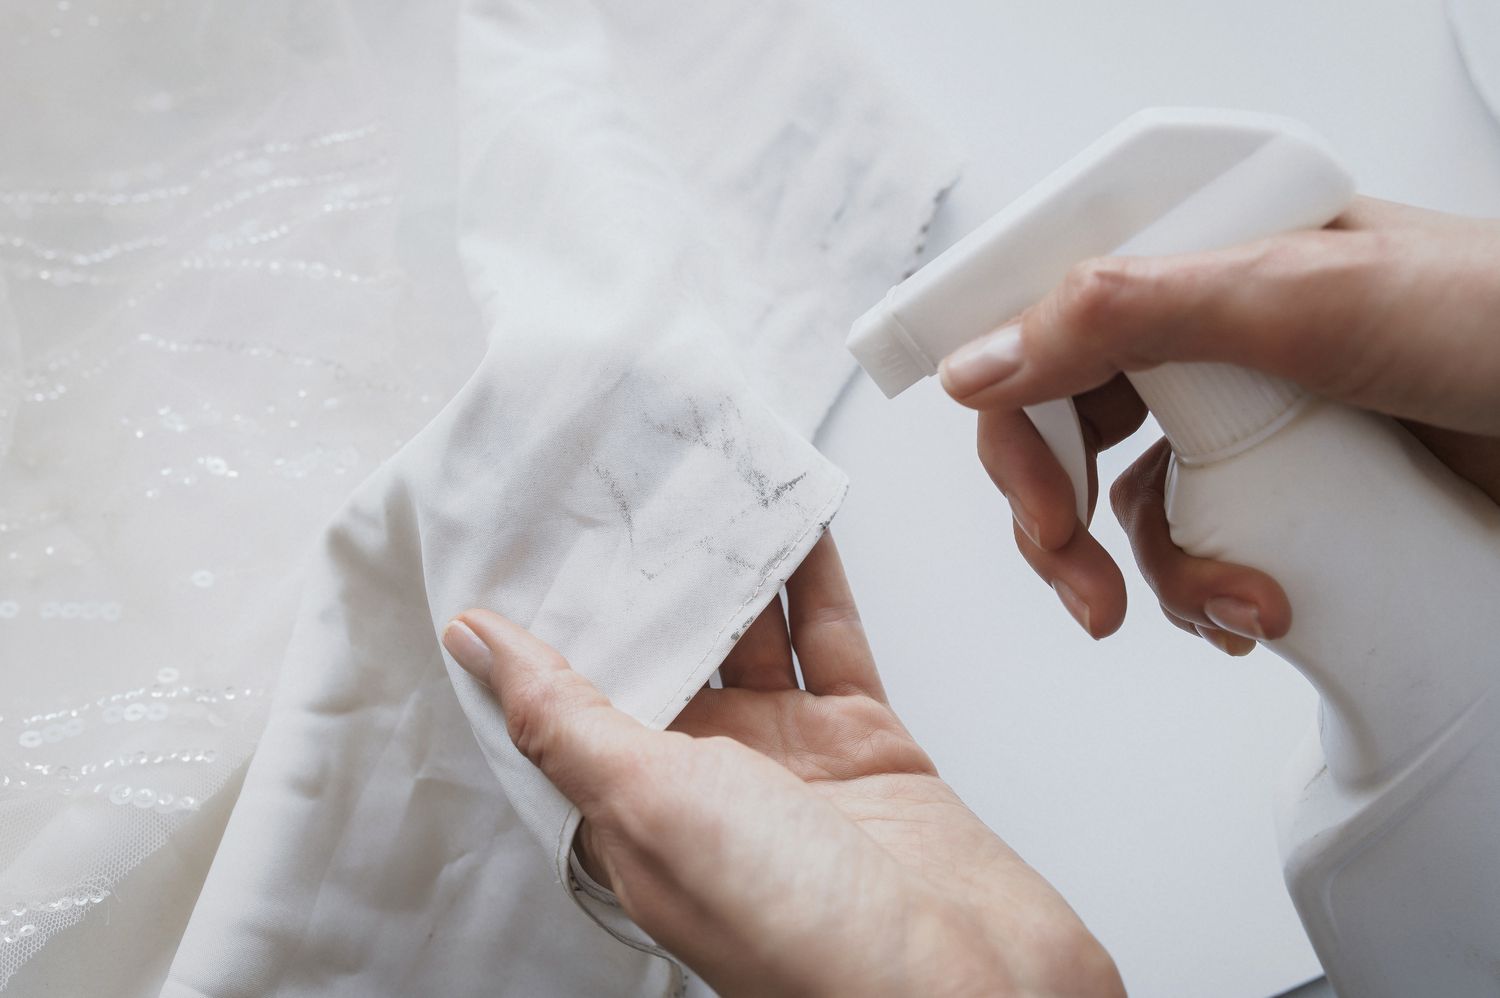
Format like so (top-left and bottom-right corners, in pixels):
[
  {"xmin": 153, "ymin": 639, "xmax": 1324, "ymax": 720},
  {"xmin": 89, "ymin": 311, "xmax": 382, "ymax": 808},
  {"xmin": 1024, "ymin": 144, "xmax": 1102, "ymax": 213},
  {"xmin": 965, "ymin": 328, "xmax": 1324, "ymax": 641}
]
[{"xmin": 0, "ymin": 2, "xmax": 475, "ymax": 983}]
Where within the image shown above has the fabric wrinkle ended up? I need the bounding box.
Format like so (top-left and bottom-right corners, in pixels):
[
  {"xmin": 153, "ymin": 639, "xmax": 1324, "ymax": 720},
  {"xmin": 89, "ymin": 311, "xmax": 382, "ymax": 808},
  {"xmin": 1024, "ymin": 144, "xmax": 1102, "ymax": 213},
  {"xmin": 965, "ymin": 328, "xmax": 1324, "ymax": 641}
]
[{"xmin": 2, "ymin": 0, "xmax": 959, "ymax": 994}]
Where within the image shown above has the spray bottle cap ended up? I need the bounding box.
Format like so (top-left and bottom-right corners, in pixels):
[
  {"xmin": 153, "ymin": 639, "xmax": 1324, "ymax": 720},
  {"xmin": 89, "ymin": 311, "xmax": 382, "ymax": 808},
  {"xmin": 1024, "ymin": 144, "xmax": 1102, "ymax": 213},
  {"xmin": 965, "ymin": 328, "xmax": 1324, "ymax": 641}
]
[
  {"xmin": 849, "ymin": 108, "xmax": 1356, "ymax": 494},
  {"xmin": 848, "ymin": 301, "xmax": 933, "ymax": 398}
]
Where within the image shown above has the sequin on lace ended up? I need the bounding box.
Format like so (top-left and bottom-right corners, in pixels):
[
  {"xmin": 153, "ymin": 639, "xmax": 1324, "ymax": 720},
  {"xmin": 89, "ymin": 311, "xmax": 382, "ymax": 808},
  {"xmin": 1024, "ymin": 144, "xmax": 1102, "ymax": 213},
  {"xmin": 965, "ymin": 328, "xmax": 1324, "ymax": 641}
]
[{"xmin": 0, "ymin": 0, "xmax": 465, "ymax": 984}]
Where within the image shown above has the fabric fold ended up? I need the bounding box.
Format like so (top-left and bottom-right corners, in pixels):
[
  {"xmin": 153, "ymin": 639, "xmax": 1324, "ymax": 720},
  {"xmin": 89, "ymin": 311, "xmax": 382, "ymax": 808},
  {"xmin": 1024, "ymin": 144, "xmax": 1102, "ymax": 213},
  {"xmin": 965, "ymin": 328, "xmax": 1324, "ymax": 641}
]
[{"xmin": 4, "ymin": 0, "xmax": 959, "ymax": 994}]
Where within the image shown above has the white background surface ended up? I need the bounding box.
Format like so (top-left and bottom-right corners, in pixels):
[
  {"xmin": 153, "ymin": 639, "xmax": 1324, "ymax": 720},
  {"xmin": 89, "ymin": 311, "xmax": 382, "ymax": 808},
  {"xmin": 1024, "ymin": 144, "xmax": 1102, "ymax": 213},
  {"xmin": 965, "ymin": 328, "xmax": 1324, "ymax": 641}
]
[{"xmin": 814, "ymin": 2, "xmax": 1500, "ymax": 996}]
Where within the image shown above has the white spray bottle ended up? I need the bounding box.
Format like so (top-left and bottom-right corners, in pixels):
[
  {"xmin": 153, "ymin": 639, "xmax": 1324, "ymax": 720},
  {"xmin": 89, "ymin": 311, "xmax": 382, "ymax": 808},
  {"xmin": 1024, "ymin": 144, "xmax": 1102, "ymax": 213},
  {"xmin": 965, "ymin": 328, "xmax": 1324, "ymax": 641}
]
[{"xmin": 848, "ymin": 108, "xmax": 1500, "ymax": 997}]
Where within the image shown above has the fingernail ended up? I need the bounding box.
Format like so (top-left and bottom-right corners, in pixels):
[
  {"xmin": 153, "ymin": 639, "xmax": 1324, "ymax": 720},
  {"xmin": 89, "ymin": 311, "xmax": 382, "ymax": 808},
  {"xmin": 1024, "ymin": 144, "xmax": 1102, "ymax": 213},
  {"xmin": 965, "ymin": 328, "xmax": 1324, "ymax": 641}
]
[
  {"xmin": 1052, "ymin": 579, "xmax": 1093, "ymax": 638},
  {"xmin": 442, "ymin": 618, "xmax": 493, "ymax": 683},
  {"xmin": 1012, "ymin": 501, "xmax": 1042, "ymax": 548},
  {"xmin": 1203, "ymin": 597, "xmax": 1265, "ymax": 640},
  {"xmin": 940, "ymin": 322, "xmax": 1023, "ymax": 396},
  {"xmin": 1195, "ymin": 623, "xmax": 1255, "ymax": 657}
]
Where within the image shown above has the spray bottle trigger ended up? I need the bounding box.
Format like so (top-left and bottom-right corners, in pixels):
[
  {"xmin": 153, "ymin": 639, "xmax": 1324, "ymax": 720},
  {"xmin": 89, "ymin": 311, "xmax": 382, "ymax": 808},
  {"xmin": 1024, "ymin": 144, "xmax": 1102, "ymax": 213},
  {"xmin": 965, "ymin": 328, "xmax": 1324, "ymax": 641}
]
[{"xmin": 1023, "ymin": 398, "xmax": 1091, "ymax": 526}]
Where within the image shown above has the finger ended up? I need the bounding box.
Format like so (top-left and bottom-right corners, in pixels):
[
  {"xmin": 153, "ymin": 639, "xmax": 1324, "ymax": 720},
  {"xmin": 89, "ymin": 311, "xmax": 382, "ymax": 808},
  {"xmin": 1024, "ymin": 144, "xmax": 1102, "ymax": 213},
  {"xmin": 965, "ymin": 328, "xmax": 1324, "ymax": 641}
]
[
  {"xmin": 940, "ymin": 225, "xmax": 1500, "ymax": 436},
  {"xmin": 1013, "ymin": 518, "xmax": 1127, "ymax": 639},
  {"xmin": 1161, "ymin": 602, "xmax": 1255, "ymax": 657},
  {"xmin": 1110, "ymin": 440, "xmax": 1292, "ymax": 643},
  {"xmin": 442, "ymin": 610, "xmax": 651, "ymax": 813},
  {"xmin": 718, "ymin": 594, "xmax": 797, "ymax": 690},
  {"xmin": 1160, "ymin": 603, "xmax": 1199, "ymax": 638},
  {"xmin": 976, "ymin": 408, "xmax": 1079, "ymax": 550},
  {"xmin": 977, "ymin": 375, "xmax": 1150, "ymax": 551},
  {"xmin": 1194, "ymin": 624, "xmax": 1258, "ymax": 658},
  {"xmin": 1401, "ymin": 422, "xmax": 1500, "ymax": 507},
  {"xmin": 1330, "ymin": 195, "xmax": 1472, "ymax": 231},
  {"xmin": 785, "ymin": 532, "xmax": 887, "ymax": 702},
  {"xmin": 1075, "ymin": 373, "xmax": 1152, "ymax": 452},
  {"xmin": 666, "ymin": 688, "xmax": 779, "ymax": 755}
]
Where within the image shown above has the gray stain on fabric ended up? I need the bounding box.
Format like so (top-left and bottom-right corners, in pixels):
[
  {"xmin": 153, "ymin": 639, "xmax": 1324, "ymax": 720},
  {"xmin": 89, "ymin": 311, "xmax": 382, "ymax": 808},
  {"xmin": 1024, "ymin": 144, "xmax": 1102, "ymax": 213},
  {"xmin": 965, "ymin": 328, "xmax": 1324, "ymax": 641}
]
[
  {"xmin": 728, "ymin": 614, "xmax": 757, "ymax": 644},
  {"xmin": 722, "ymin": 550, "xmax": 756, "ymax": 573},
  {"xmin": 649, "ymin": 398, "xmax": 721, "ymax": 453},
  {"xmin": 735, "ymin": 457, "xmax": 807, "ymax": 508},
  {"xmin": 759, "ymin": 540, "xmax": 794, "ymax": 577},
  {"xmin": 765, "ymin": 471, "xmax": 806, "ymax": 505},
  {"xmin": 630, "ymin": 392, "xmax": 817, "ymax": 588},
  {"xmin": 591, "ymin": 463, "xmax": 634, "ymax": 542},
  {"xmin": 647, "ymin": 397, "xmax": 749, "ymax": 461},
  {"xmin": 646, "ymin": 397, "xmax": 807, "ymax": 506}
]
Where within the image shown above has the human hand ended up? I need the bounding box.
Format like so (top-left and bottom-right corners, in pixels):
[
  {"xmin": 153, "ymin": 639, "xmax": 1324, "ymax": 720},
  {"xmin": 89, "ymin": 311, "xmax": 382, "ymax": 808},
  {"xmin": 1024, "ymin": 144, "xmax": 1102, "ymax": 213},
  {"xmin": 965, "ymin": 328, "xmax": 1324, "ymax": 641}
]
[
  {"xmin": 939, "ymin": 198, "xmax": 1500, "ymax": 653},
  {"xmin": 443, "ymin": 533, "xmax": 1123, "ymax": 998}
]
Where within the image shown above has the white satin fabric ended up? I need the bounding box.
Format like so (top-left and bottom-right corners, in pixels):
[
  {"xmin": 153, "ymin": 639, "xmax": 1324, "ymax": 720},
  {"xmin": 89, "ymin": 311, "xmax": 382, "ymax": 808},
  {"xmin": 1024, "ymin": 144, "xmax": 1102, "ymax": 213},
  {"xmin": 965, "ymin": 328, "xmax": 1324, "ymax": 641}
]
[{"xmin": 1, "ymin": 1, "xmax": 955, "ymax": 994}]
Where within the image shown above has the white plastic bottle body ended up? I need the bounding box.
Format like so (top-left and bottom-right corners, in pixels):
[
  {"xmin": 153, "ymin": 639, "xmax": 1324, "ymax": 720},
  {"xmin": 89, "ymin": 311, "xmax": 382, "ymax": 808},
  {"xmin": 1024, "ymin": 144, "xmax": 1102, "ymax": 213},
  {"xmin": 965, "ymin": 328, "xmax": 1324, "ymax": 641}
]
[
  {"xmin": 1163, "ymin": 399, "xmax": 1500, "ymax": 997},
  {"xmin": 847, "ymin": 108, "xmax": 1500, "ymax": 988}
]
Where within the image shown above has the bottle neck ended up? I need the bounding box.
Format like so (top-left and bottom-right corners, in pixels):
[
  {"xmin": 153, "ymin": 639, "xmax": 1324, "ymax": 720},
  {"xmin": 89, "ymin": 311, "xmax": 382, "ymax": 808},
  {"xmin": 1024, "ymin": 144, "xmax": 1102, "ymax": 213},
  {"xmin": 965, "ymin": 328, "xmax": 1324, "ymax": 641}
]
[{"xmin": 1128, "ymin": 363, "xmax": 1307, "ymax": 463}]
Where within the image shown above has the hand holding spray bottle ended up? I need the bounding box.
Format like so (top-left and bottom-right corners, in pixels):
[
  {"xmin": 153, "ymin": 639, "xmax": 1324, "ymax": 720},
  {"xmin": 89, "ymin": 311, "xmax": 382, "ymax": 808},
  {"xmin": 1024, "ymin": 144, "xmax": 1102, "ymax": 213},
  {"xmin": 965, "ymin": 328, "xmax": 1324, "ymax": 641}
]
[{"xmin": 849, "ymin": 108, "xmax": 1500, "ymax": 998}]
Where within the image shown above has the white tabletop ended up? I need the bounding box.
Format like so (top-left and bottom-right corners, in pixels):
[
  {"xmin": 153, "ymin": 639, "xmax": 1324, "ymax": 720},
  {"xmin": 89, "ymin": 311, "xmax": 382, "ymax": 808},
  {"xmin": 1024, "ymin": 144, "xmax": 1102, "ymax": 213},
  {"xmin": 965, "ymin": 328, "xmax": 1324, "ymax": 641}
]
[{"xmin": 815, "ymin": 2, "xmax": 1500, "ymax": 996}]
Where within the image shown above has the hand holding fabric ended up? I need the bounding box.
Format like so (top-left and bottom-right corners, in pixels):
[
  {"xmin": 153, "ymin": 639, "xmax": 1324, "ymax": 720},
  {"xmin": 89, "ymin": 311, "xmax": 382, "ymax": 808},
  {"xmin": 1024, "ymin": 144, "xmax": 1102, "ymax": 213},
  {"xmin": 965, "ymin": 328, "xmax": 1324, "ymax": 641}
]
[
  {"xmin": 940, "ymin": 198, "xmax": 1500, "ymax": 653},
  {"xmin": 443, "ymin": 534, "xmax": 1122, "ymax": 998}
]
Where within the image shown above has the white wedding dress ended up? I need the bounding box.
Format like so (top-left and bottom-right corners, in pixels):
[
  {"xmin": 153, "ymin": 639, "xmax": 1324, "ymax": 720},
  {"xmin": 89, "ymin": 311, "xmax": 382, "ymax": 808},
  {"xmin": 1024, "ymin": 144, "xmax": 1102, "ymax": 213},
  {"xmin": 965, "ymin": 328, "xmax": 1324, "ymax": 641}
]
[{"xmin": 0, "ymin": 1, "xmax": 955, "ymax": 994}]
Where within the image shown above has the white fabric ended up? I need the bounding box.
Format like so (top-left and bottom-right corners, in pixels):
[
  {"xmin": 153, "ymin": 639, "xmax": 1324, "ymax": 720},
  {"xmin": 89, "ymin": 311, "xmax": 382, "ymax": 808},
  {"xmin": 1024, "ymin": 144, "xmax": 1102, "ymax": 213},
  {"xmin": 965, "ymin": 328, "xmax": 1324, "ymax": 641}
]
[
  {"xmin": 1, "ymin": 0, "xmax": 955, "ymax": 994},
  {"xmin": 1, "ymin": 0, "xmax": 475, "ymax": 986}
]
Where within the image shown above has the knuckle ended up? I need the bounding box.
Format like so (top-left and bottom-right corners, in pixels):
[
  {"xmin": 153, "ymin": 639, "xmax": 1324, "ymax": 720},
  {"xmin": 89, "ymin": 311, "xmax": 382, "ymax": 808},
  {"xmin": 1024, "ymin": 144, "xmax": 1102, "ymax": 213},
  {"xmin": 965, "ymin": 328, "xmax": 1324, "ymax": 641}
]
[
  {"xmin": 975, "ymin": 419, "xmax": 1014, "ymax": 494},
  {"xmin": 1160, "ymin": 602, "xmax": 1196, "ymax": 636},
  {"xmin": 1141, "ymin": 542, "xmax": 1206, "ymax": 615},
  {"xmin": 801, "ymin": 602, "xmax": 866, "ymax": 636},
  {"xmin": 697, "ymin": 733, "xmax": 751, "ymax": 766},
  {"xmin": 1108, "ymin": 463, "xmax": 1157, "ymax": 528},
  {"xmin": 1249, "ymin": 231, "xmax": 1328, "ymax": 275},
  {"xmin": 1153, "ymin": 574, "xmax": 1201, "ymax": 619},
  {"xmin": 1107, "ymin": 470, "xmax": 1135, "ymax": 522},
  {"xmin": 1054, "ymin": 257, "xmax": 1139, "ymax": 339},
  {"xmin": 502, "ymin": 676, "xmax": 554, "ymax": 762},
  {"xmin": 503, "ymin": 672, "xmax": 585, "ymax": 764}
]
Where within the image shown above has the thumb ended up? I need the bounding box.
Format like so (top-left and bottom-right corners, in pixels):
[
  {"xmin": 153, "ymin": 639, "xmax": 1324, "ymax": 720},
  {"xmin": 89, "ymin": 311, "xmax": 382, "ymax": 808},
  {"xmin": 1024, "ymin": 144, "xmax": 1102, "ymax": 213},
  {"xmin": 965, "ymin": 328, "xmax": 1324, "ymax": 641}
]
[
  {"xmin": 940, "ymin": 219, "xmax": 1500, "ymax": 436},
  {"xmin": 441, "ymin": 609, "xmax": 648, "ymax": 812}
]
